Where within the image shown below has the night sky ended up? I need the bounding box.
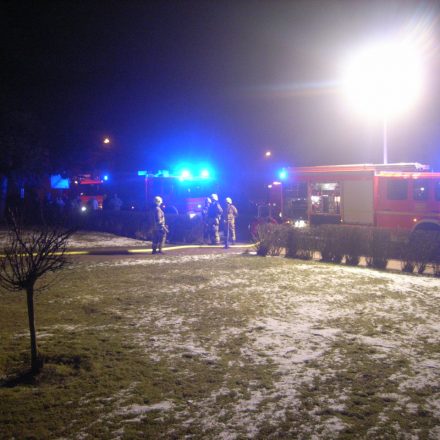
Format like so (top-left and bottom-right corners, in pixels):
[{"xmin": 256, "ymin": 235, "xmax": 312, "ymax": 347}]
[{"xmin": 2, "ymin": 0, "xmax": 440, "ymax": 190}]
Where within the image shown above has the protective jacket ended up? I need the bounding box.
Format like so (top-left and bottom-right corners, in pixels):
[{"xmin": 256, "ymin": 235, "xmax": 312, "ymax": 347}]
[
  {"xmin": 153, "ymin": 205, "xmax": 166, "ymax": 230},
  {"xmin": 207, "ymin": 201, "xmax": 223, "ymax": 224},
  {"xmin": 223, "ymin": 203, "xmax": 238, "ymax": 245},
  {"xmin": 225, "ymin": 204, "xmax": 238, "ymax": 224},
  {"xmin": 207, "ymin": 201, "xmax": 223, "ymax": 244},
  {"xmin": 151, "ymin": 204, "xmax": 167, "ymax": 253}
]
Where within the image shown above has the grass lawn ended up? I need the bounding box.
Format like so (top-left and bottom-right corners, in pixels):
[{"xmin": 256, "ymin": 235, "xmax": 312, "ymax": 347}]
[{"xmin": 1, "ymin": 252, "xmax": 440, "ymax": 439}]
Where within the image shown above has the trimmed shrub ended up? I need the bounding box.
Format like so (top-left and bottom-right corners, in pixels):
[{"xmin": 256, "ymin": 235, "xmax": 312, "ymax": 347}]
[
  {"xmin": 316, "ymin": 225, "xmax": 343, "ymax": 263},
  {"xmin": 285, "ymin": 226, "xmax": 316, "ymax": 260},
  {"xmin": 433, "ymin": 234, "xmax": 440, "ymax": 277},
  {"xmin": 398, "ymin": 238, "xmax": 415, "ymax": 273},
  {"xmin": 253, "ymin": 223, "xmax": 274, "ymax": 256},
  {"xmin": 296, "ymin": 228, "xmax": 316, "ymax": 260},
  {"xmin": 365, "ymin": 228, "xmax": 390, "ymax": 269},
  {"xmin": 401, "ymin": 256, "xmax": 416, "ymax": 273},
  {"xmin": 412, "ymin": 232, "xmax": 429, "ymax": 274},
  {"xmin": 285, "ymin": 226, "xmax": 298, "ymax": 258},
  {"xmin": 269, "ymin": 224, "xmax": 288, "ymax": 256},
  {"xmin": 341, "ymin": 226, "xmax": 366, "ymax": 266},
  {"xmin": 398, "ymin": 230, "xmax": 440, "ymax": 274},
  {"xmin": 253, "ymin": 223, "xmax": 286, "ymax": 257},
  {"xmin": 412, "ymin": 230, "xmax": 440, "ymax": 274}
]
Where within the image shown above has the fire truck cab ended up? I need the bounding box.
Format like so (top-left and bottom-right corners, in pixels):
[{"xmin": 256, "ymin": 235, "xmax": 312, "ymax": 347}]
[
  {"xmin": 72, "ymin": 175, "xmax": 105, "ymax": 210},
  {"xmin": 270, "ymin": 163, "xmax": 440, "ymax": 232},
  {"xmin": 49, "ymin": 173, "xmax": 105, "ymax": 210}
]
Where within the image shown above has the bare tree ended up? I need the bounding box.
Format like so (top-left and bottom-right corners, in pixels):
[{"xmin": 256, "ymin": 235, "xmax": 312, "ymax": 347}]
[{"xmin": 0, "ymin": 213, "xmax": 73, "ymax": 373}]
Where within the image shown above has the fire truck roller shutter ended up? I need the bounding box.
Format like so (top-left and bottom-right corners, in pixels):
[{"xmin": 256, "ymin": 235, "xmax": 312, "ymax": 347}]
[{"xmin": 341, "ymin": 179, "xmax": 374, "ymax": 225}]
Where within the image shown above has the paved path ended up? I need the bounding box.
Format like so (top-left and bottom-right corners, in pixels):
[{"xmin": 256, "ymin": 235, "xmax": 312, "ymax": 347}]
[{"xmin": 64, "ymin": 243, "xmax": 254, "ymax": 257}]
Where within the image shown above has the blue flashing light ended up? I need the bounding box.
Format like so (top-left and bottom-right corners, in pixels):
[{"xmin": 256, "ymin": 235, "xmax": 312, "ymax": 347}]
[
  {"xmin": 200, "ymin": 169, "xmax": 210, "ymax": 179},
  {"xmin": 103, "ymin": 175, "xmax": 109, "ymax": 181},
  {"xmin": 137, "ymin": 170, "xmax": 147, "ymax": 176},
  {"xmin": 278, "ymin": 169, "xmax": 287, "ymax": 180},
  {"xmin": 173, "ymin": 162, "xmax": 215, "ymax": 181},
  {"xmin": 179, "ymin": 169, "xmax": 192, "ymax": 181}
]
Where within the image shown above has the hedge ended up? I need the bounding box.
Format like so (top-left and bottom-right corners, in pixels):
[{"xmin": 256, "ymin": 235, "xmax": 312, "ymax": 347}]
[{"xmin": 260, "ymin": 222, "xmax": 440, "ymax": 276}]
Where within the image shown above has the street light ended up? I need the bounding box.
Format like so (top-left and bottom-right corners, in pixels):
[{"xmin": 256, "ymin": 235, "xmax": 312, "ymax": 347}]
[
  {"xmin": 103, "ymin": 137, "xmax": 110, "ymax": 144},
  {"xmin": 342, "ymin": 38, "xmax": 425, "ymax": 164}
]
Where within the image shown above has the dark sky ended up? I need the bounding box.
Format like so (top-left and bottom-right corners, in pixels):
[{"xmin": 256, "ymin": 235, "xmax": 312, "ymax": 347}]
[{"xmin": 2, "ymin": 0, "xmax": 440, "ymax": 187}]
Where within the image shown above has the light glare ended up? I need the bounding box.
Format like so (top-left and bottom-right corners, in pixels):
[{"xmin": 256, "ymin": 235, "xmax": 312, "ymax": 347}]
[
  {"xmin": 343, "ymin": 40, "xmax": 424, "ymax": 119},
  {"xmin": 278, "ymin": 170, "xmax": 287, "ymax": 180},
  {"xmin": 180, "ymin": 169, "xmax": 191, "ymax": 180}
]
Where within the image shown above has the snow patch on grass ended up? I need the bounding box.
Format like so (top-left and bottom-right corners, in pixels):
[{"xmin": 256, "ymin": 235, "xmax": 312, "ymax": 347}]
[
  {"xmin": 0, "ymin": 230, "xmax": 148, "ymax": 249},
  {"xmin": 6, "ymin": 249, "xmax": 440, "ymax": 438},
  {"xmin": 68, "ymin": 232, "xmax": 148, "ymax": 248},
  {"xmin": 85, "ymin": 253, "xmax": 229, "ymax": 269},
  {"xmin": 118, "ymin": 401, "xmax": 174, "ymax": 416}
]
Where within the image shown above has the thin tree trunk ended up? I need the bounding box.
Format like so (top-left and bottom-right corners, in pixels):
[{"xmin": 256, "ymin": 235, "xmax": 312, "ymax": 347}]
[{"xmin": 26, "ymin": 285, "xmax": 39, "ymax": 373}]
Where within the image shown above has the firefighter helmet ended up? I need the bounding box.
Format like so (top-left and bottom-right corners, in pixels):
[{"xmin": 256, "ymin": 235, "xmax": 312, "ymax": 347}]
[
  {"xmin": 211, "ymin": 193, "xmax": 219, "ymax": 201},
  {"xmin": 225, "ymin": 197, "xmax": 232, "ymax": 204},
  {"xmin": 154, "ymin": 196, "xmax": 163, "ymax": 205}
]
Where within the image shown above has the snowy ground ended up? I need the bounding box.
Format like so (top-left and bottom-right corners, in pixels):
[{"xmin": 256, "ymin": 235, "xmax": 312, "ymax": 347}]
[
  {"xmin": 93, "ymin": 256, "xmax": 440, "ymax": 439},
  {"xmin": 66, "ymin": 231, "xmax": 149, "ymax": 248},
  {"xmin": 0, "ymin": 230, "xmax": 149, "ymax": 249},
  {"xmin": 1, "ymin": 235, "xmax": 440, "ymax": 438}
]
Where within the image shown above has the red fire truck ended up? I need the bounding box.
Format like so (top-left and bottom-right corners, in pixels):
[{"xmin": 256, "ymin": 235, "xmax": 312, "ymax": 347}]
[
  {"xmin": 269, "ymin": 163, "xmax": 440, "ymax": 232},
  {"xmin": 71, "ymin": 175, "xmax": 105, "ymax": 210},
  {"xmin": 140, "ymin": 170, "xmax": 219, "ymax": 216},
  {"xmin": 49, "ymin": 173, "xmax": 105, "ymax": 209}
]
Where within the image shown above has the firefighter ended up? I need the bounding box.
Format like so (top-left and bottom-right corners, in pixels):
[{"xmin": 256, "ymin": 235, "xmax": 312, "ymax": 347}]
[
  {"xmin": 223, "ymin": 197, "xmax": 238, "ymax": 247},
  {"xmin": 151, "ymin": 196, "xmax": 168, "ymax": 254},
  {"xmin": 207, "ymin": 193, "xmax": 223, "ymax": 244},
  {"xmin": 202, "ymin": 197, "xmax": 212, "ymax": 244},
  {"xmin": 108, "ymin": 193, "xmax": 123, "ymax": 210}
]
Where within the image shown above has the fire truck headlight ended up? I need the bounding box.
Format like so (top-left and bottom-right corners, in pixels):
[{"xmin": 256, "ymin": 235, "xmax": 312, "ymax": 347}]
[
  {"xmin": 294, "ymin": 220, "xmax": 307, "ymax": 228},
  {"xmin": 81, "ymin": 206, "xmax": 87, "ymax": 213}
]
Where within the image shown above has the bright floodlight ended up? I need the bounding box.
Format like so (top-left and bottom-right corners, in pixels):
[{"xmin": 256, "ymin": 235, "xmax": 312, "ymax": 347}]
[{"xmin": 343, "ymin": 40, "xmax": 424, "ymax": 119}]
